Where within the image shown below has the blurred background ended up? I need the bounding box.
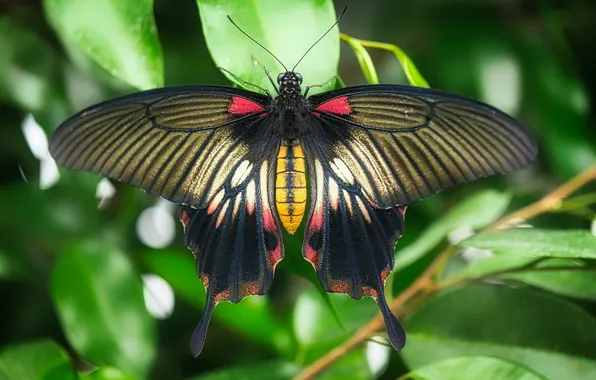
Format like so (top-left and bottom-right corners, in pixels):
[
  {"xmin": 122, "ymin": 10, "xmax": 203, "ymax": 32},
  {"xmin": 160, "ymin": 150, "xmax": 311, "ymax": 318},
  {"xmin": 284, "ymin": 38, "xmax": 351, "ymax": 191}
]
[{"xmin": 1, "ymin": 0, "xmax": 595, "ymax": 379}]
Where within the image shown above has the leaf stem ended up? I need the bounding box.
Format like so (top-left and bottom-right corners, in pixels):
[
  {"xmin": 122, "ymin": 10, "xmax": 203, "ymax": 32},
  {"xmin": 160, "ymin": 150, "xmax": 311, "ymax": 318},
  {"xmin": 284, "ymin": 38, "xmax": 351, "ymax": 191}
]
[{"xmin": 340, "ymin": 33, "xmax": 430, "ymax": 87}]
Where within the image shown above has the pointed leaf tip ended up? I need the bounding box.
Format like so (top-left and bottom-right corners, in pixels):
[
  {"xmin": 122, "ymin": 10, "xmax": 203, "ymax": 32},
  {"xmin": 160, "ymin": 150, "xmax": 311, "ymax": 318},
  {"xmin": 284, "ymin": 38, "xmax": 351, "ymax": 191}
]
[
  {"xmin": 190, "ymin": 297, "xmax": 215, "ymax": 357},
  {"xmin": 377, "ymin": 294, "xmax": 406, "ymax": 350}
]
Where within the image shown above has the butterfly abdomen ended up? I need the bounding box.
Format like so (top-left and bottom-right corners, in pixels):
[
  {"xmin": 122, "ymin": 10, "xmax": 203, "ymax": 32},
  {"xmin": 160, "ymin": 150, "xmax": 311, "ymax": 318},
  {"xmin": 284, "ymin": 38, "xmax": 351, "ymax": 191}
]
[{"xmin": 275, "ymin": 143, "xmax": 307, "ymax": 234}]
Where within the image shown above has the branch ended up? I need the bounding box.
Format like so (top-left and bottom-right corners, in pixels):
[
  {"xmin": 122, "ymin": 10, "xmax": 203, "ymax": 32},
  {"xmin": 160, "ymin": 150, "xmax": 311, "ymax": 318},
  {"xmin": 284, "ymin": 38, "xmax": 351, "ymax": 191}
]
[{"xmin": 293, "ymin": 165, "xmax": 596, "ymax": 380}]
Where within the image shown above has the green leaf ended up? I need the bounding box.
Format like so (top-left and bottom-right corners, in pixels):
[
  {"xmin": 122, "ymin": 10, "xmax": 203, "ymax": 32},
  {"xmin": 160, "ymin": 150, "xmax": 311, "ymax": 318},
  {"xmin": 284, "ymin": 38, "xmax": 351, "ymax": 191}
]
[
  {"xmin": 318, "ymin": 348, "xmax": 371, "ymax": 380},
  {"xmin": 292, "ymin": 289, "xmax": 376, "ymax": 378},
  {"xmin": 503, "ymin": 258, "xmax": 596, "ymax": 301},
  {"xmin": 456, "ymin": 255, "xmax": 537, "ymax": 279},
  {"xmin": 0, "ymin": 17, "xmax": 69, "ymax": 130},
  {"xmin": 460, "ymin": 229, "xmax": 596, "ymax": 259},
  {"xmin": 402, "ymin": 284, "xmax": 596, "ymax": 380},
  {"xmin": 0, "ymin": 248, "xmax": 26, "ymax": 279},
  {"xmin": 403, "ymin": 356, "xmax": 547, "ymax": 380},
  {"xmin": 44, "ymin": 0, "xmax": 163, "ymax": 90},
  {"xmin": 293, "ymin": 289, "xmax": 377, "ymax": 348},
  {"xmin": 197, "ymin": 0, "xmax": 339, "ymax": 94},
  {"xmin": 51, "ymin": 243, "xmax": 156, "ymax": 378},
  {"xmin": 142, "ymin": 249, "xmax": 293, "ymax": 354},
  {"xmin": 394, "ymin": 190, "xmax": 511, "ymax": 270},
  {"xmin": 521, "ymin": 39, "xmax": 595, "ymax": 179},
  {"xmin": 191, "ymin": 361, "xmax": 299, "ymax": 380},
  {"xmin": 0, "ymin": 340, "xmax": 77, "ymax": 380},
  {"xmin": 80, "ymin": 367, "xmax": 136, "ymax": 380}
]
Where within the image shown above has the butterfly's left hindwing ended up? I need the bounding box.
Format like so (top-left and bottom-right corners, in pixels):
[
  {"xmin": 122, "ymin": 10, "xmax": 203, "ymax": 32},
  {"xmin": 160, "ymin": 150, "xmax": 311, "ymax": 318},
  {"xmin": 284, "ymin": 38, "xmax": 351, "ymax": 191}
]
[{"xmin": 179, "ymin": 143, "xmax": 283, "ymax": 357}]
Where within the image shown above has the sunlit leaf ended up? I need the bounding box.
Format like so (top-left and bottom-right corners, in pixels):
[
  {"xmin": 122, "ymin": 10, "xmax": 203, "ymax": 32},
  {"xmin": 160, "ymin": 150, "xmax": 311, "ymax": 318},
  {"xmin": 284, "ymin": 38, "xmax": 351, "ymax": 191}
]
[
  {"xmin": 455, "ymin": 254, "xmax": 537, "ymax": 279},
  {"xmin": 395, "ymin": 190, "xmax": 511, "ymax": 270},
  {"xmin": 44, "ymin": 0, "xmax": 164, "ymax": 90},
  {"xmin": 51, "ymin": 243, "xmax": 156, "ymax": 378},
  {"xmin": 80, "ymin": 367, "xmax": 136, "ymax": 380},
  {"xmin": 196, "ymin": 0, "xmax": 339, "ymax": 94},
  {"xmin": 460, "ymin": 229, "xmax": 596, "ymax": 259},
  {"xmin": 0, "ymin": 340, "xmax": 77, "ymax": 380},
  {"xmin": 402, "ymin": 284, "xmax": 596, "ymax": 380},
  {"xmin": 503, "ymin": 258, "xmax": 596, "ymax": 301},
  {"xmin": 403, "ymin": 356, "xmax": 547, "ymax": 380}
]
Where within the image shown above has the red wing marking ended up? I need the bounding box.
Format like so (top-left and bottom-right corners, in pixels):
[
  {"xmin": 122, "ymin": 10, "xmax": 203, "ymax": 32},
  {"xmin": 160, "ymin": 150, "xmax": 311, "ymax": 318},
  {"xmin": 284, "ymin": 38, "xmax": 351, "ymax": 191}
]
[
  {"xmin": 240, "ymin": 282, "xmax": 261, "ymax": 296},
  {"xmin": 380, "ymin": 268, "xmax": 391, "ymax": 283},
  {"xmin": 180, "ymin": 209, "xmax": 191, "ymax": 229},
  {"xmin": 397, "ymin": 206, "xmax": 407, "ymax": 217},
  {"xmin": 200, "ymin": 273, "xmax": 209, "ymax": 287},
  {"xmin": 263, "ymin": 208, "xmax": 282, "ymax": 268},
  {"xmin": 229, "ymin": 96, "xmax": 266, "ymax": 115},
  {"xmin": 214, "ymin": 290, "xmax": 231, "ymax": 303},
  {"xmin": 314, "ymin": 96, "xmax": 351, "ymax": 115},
  {"xmin": 362, "ymin": 287, "xmax": 379, "ymax": 299},
  {"xmin": 328, "ymin": 280, "xmax": 350, "ymax": 294}
]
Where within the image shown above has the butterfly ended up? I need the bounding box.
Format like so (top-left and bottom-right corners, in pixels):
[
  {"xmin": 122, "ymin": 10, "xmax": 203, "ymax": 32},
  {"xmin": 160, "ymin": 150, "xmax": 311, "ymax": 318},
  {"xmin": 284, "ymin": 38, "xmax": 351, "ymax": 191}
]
[{"xmin": 48, "ymin": 18, "xmax": 537, "ymax": 357}]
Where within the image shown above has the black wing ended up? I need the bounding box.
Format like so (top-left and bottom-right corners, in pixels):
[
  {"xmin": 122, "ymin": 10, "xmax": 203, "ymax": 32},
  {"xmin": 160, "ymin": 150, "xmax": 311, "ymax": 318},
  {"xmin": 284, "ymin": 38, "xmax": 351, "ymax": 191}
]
[
  {"xmin": 300, "ymin": 149, "xmax": 407, "ymax": 350},
  {"xmin": 301, "ymin": 84, "xmax": 537, "ymax": 350},
  {"xmin": 49, "ymin": 86, "xmax": 272, "ymax": 209},
  {"xmin": 50, "ymin": 86, "xmax": 285, "ymax": 356},
  {"xmin": 305, "ymin": 84, "xmax": 537, "ymax": 208},
  {"xmin": 179, "ymin": 143, "xmax": 283, "ymax": 357}
]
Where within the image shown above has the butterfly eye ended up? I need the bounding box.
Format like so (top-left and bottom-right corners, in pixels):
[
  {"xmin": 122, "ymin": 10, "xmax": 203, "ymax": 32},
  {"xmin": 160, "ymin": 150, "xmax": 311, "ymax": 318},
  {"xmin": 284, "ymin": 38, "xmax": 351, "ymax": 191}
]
[
  {"xmin": 277, "ymin": 73, "xmax": 284, "ymax": 84},
  {"xmin": 295, "ymin": 73, "xmax": 303, "ymax": 84}
]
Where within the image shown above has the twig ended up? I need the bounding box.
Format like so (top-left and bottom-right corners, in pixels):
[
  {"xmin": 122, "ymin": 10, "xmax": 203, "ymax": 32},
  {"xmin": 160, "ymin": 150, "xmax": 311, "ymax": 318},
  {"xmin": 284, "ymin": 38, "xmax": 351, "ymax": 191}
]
[
  {"xmin": 293, "ymin": 165, "xmax": 596, "ymax": 380},
  {"xmin": 490, "ymin": 166, "xmax": 596, "ymax": 230}
]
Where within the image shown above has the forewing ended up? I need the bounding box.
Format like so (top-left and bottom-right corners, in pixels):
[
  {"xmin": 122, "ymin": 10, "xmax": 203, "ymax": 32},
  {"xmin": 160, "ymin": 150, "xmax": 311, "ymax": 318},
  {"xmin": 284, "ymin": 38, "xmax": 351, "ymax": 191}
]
[
  {"xmin": 179, "ymin": 144, "xmax": 283, "ymax": 357},
  {"xmin": 301, "ymin": 144, "xmax": 407, "ymax": 351},
  {"xmin": 306, "ymin": 84, "xmax": 537, "ymax": 207},
  {"xmin": 49, "ymin": 86, "xmax": 271, "ymax": 208}
]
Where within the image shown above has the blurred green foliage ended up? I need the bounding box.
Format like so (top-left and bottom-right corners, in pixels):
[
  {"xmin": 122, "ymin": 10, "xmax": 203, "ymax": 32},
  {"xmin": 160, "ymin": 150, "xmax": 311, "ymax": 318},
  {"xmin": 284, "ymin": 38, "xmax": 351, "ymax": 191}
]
[{"xmin": 1, "ymin": 0, "xmax": 596, "ymax": 379}]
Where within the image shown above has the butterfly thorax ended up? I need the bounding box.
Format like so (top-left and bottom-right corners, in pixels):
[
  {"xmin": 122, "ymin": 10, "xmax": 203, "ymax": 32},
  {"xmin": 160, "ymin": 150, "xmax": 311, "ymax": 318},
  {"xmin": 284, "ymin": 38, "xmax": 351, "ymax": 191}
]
[{"xmin": 273, "ymin": 72, "xmax": 307, "ymax": 234}]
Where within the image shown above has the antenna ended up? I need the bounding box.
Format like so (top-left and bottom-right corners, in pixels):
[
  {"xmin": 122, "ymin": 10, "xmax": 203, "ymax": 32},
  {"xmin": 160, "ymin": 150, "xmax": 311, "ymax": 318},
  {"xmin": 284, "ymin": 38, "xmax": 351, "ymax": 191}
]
[
  {"xmin": 291, "ymin": 6, "xmax": 347, "ymax": 72},
  {"xmin": 227, "ymin": 16, "xmax": 288, "ymax": 72}
]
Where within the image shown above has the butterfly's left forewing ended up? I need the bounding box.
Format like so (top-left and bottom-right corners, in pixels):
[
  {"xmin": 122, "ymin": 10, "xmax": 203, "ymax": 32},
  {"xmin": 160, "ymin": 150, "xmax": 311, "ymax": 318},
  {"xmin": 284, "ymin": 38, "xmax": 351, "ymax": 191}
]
[{"xmin": 49, "ymin": 86, "xmax": 272, "ymax": 209}]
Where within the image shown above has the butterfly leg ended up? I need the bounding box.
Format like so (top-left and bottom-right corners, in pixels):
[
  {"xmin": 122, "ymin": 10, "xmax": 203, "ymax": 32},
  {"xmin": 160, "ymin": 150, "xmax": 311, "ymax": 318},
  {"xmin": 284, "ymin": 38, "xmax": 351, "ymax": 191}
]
[
  {"xmin": 217, "ymin": 66, "xmax": 273, "ymax": 97},
  {"xmin": 303, "ymin": 75, "xmax": 344, "ymax": 97}
]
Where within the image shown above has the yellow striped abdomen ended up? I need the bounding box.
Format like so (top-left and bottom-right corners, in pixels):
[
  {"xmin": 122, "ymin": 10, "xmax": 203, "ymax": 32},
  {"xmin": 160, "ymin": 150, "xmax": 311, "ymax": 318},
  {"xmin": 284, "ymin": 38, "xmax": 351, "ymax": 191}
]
[{"xmin": 275, "ymin": 144, "xmax": 307, "ymax": 234}]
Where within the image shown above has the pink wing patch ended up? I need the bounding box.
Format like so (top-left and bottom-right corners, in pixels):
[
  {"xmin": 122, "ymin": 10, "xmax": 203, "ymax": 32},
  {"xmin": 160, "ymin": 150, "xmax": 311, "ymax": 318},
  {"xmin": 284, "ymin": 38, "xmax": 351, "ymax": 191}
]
[
  {"xmin": 228, "ymin": 96, "xmax": 266, "ymax": 115},
  {"xmin": 314, "ymin": 96, "xmax": 352, "ymax": 115}
]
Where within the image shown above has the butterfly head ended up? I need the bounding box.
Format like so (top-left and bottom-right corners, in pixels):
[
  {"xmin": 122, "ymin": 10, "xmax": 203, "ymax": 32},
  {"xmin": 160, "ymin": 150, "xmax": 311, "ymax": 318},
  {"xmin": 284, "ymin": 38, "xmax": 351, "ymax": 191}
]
[{"xmin": 277, "ymin": 72, "xmax": 303, "ymax": 99}]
